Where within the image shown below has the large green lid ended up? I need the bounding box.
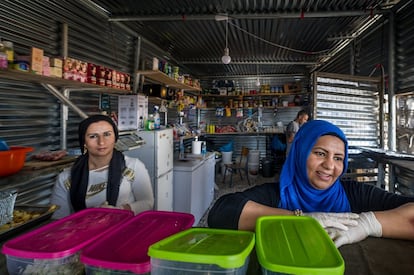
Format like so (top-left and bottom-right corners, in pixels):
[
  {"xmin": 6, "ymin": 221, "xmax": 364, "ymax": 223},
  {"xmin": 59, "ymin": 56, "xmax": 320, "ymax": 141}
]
[
  {"xmin": 256, "ymin": 216, "xmax": 344, "ymax": 275},
  {"xmin": 148, "ymin": 228, "xmax": 255, "ymax": 269}
]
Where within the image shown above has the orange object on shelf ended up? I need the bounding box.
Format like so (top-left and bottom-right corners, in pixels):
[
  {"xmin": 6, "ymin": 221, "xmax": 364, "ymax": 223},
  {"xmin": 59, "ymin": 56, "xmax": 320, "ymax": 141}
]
[{"xmin": 0, "ymin": 146, "xmax": 34, "ymax": 177}]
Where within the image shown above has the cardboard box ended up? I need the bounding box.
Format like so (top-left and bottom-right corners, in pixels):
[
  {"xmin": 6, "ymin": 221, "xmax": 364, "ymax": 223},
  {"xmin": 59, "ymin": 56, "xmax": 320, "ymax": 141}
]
[
  {"xmin": 30, "ymin": 47, "xmax": 43, "ymax": 75},
  {"xmin": 50, "ymin": 57, "xmax": 62, "ymax": 68},
  {"xmin": 50, "ymin": 66, "xmax": 63, "ymax": 78}
]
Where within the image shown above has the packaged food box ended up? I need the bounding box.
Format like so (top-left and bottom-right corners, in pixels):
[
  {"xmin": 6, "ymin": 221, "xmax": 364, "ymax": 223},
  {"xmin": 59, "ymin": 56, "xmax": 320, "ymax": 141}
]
[
  {"xmin": 148, "ymin": 227, "xmax": 255, "ymax": 275},
  {"xmin": 30, "ymin": 47, "xmax": 43, "ymax": 75},
  {"xmin": 2, "ymin": 208, "xmax": 134, "ymax": 275},
  {"xmin": 255, "ymin": 216, "xmax": 344, "ymax": 275},
  {"xmin": 81, "ymin": 210, "xmax": 195, "ymax": 274}
]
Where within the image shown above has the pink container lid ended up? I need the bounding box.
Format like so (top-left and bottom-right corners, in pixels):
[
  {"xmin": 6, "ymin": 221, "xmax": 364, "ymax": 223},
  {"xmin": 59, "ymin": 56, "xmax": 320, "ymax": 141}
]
[
  {"xmin": 2, "ymin": 208, "xmax": 134, "ymax": 259},
  {"xmin": 80, "ymin": 210, "xmax": 194, "ymax": 274}
]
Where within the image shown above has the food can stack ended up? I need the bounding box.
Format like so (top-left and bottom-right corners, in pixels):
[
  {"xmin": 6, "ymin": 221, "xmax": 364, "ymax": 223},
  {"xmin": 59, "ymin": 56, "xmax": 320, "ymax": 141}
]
[
  {"xmin": 255, "ymin": 216, "xmax": 344, "ymax": 275},
  {"xmin": 148, "ymin": 227, "xmax": 255, "ymax": 274}
]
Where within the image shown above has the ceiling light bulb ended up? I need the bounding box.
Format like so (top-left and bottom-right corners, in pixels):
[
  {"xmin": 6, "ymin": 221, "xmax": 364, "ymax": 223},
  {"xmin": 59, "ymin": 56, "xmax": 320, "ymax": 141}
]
[{"xmin": 222, "ymin": 47, "xmax": 231, "ymax": 64}]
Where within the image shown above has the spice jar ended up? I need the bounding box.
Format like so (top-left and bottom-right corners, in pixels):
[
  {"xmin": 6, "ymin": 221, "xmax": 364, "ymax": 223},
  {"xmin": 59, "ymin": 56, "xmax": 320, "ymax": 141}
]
[
  {"xmin": 3, "ymin": 41, "xmax": 13, "ymax": 67},
  {"xmin": 0, "ymin": 41, "xmax": 7, "ymax": 69}
]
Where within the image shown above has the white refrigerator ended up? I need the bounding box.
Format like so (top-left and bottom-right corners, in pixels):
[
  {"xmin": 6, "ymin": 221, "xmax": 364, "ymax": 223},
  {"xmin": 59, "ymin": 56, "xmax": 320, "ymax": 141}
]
[{"xmin": 124, "ymin": 128, "xmax": 174, "ymax": 211}]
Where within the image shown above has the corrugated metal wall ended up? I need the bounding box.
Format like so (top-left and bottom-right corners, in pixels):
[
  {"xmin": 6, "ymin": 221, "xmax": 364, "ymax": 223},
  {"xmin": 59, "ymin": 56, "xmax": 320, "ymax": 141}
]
[
  {"xmin": 395, "ymin": 1, "xmax": 414, "ymax": 92},
  {"xmin": 312, "ymin": 72, "xmax": 381, "ymax": 149},
  {"xmin": 319, "ymin": 16, "xmax": 389, "ymax": 77},
  {"xmin": 0, "ymin": 0, "xmax": 130, "ymax": 204}
]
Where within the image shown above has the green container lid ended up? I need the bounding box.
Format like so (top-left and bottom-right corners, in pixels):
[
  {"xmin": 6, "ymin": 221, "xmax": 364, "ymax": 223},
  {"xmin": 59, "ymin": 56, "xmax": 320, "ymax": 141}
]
[
  {"xmin": 256, "ymin": 216, "xmax": 344, "ymax": 275},
  {"xmin": 148, "ymin": 228, "xmax": 255, "ymax": 269}
]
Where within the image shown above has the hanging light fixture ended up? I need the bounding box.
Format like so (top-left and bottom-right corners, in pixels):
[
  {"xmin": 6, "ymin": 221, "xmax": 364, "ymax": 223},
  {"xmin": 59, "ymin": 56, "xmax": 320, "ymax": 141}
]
[
  {"xmin": 256, "ymin": 64, "xmax": 261, "ymax": 86},
  {"xmin": 221, "ymin": 17, "xmax": 231, "ymax": 64}
]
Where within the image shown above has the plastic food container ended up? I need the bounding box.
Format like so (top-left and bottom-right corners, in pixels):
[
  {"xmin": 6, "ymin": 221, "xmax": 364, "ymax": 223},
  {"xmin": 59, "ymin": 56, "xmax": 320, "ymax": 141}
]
[
  {"xmin": 148, "ymin": 227, "xmax": 255, "ymax": 275},
  {"xmin": 81, "ymin": 210, "xmax": 195, "ymax": 274},
  {"xmin": 0, "ymin": 146, "xmax": 33, "ymax": 177},
  {"xmin": 2, "ymin": 208, "xmax": 134, "ymax": 275},
  {"xmin": 255, "ymin": 216, "xmax": 344, "ymax": 275}
]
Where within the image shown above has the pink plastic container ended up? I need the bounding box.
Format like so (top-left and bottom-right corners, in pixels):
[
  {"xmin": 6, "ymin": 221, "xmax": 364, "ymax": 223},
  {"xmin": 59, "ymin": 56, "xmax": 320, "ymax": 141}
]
[
  {"xmin": 80, "ymin": 210, "xmax": 195, "ymax": 274},
  {"xmin": 2, "ymin": 208, "xmax": 134, "ymax": 275}
]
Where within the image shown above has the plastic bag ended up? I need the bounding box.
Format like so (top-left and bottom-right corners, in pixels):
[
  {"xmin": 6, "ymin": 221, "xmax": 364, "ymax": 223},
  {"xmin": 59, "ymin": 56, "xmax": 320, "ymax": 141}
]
[
  {"xmin": 271, "ymin": 135, "xmax": 286, "ymax": 151},
  {"xmin": 219, "ymin": 141, "xmax": 234, "ymax": 152}
]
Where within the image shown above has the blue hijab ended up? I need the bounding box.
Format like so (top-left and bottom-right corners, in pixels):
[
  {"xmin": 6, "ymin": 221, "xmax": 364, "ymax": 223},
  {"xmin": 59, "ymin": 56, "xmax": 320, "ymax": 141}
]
[{"xmin": 278, "ymin": 120, "xmax": 351, "ymax": 212}]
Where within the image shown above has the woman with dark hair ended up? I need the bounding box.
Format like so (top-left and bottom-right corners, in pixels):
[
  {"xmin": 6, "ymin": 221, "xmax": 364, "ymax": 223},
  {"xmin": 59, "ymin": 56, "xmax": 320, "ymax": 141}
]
[
  {"xmin": 208, "ymin": 120, "xmax": 414, "ymax": 247},
  {"xmin": 51, "ymin": 115, "xmax": 154, "ymax": 219}
]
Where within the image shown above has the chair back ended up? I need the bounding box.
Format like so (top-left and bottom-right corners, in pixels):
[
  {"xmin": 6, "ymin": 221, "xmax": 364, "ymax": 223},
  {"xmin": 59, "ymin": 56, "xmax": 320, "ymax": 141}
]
[{"xmin": 239, "ymin": 147, "xmax": 249, "ymax": 166}]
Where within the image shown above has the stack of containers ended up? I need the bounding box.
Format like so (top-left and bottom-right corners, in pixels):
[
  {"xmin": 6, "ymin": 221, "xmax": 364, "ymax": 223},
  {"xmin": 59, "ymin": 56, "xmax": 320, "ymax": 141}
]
[
  {"xmin": 148, "ymin": 228, "xmax": 255, "ymax": 274},
  {"xmin": 248, "ymin": 150, "xmax": 260, "ymax": 177},
  {"xmin": 2, "ymin": 208, "xmax": 133, "ymax": 275},
  {"xmin": 255, "ymin": 216, "xmax": 345, "ymax": 275},
  {"xmin": 80, "ymin": 210, "xmax": 194, "ymax": 274}
]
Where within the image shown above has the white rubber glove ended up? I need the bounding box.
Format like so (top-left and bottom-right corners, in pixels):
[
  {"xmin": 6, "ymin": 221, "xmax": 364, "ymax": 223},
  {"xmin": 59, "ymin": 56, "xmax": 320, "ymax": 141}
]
[
  {"xmin": 303, "ymin": 212, "xmax": 359, "ymax": 230},
  {"xmin": 328, "ymin": 211, "xmax": 382, "ymax": 248}
]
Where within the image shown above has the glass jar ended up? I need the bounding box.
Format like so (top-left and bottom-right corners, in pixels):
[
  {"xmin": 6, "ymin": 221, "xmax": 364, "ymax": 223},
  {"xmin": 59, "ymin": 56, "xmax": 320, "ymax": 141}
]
[
  {"xmin": 0, "ymin": 41, "xmax": 8, "ymax": 69},
  {"xmin": 3, "ymin": 41, "xmax": 13, "ymax": 66}
]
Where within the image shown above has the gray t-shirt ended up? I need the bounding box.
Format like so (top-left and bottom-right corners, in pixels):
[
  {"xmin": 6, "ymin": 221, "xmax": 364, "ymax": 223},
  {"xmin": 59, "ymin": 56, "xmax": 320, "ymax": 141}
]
[
  {"xmin": 285, "ymin": 120, "xmax": 300, "ymax": 156},
  {"xmin": 50, "ymin": 155, "xmax": 154, "ymax": 219}
]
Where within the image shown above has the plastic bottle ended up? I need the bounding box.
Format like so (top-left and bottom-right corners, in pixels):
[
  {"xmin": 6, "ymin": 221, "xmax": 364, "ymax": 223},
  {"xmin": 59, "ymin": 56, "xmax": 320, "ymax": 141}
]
[
  {"xmin": 0, "ymin": 40, "xmax": 7, "ymax": 70},
  {"xmin": 153, "ymin": 105, "xmax": 160, "ymax": 129},
  {"xmin": 3, "ymin": 41, "xmax": 13, "ymax": 67},
  {"xmin": 179, "ymin": 137, "xmax": 185, "ymax": 159},
  {"xmin": 201, "ymin": 141, "xmax": 207, "ymax": 158},
  {"xmin": 146, "ymin": 114, "xmax": 155, "ymax": 130}
]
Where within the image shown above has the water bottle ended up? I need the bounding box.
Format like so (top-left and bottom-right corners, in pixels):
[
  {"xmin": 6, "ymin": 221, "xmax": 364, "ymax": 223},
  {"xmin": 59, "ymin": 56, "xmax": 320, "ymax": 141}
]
[
  {"xmin": 201, "ymin": 141, "xmax": 207, "ymax": 158},
  {"xmin": 179, "ymin": 137, "xmax": 185, "ymax": 159},
  {"xmin": 153, "ymin": 106, "xmax": 160, "ymax": 129}
]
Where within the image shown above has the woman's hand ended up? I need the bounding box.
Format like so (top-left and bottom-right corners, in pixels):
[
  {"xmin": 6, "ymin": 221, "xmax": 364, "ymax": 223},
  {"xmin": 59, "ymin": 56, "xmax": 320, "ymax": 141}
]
[
  {"xmin": 100, "ymin": 201, "xmax": 131, "ymax": 210},
  {"xmin": 303, "ymin": 212, "xmax": 360, "ymax": 230},
  {"xmin": 327, "ymin": 211, "xmax": 382, "ymax": 248}
]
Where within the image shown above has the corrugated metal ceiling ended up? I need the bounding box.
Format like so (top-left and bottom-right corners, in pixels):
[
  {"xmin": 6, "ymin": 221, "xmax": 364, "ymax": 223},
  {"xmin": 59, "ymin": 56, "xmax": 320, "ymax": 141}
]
[{"xmin": 83, "ymin": 0, "xmax": 400, "ymax": 78}]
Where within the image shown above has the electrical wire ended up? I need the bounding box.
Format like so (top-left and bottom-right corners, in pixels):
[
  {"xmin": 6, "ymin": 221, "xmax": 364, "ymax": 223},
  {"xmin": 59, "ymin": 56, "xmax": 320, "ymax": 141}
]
[{"xmin": 227, "ymin": 20, "xmax": 331, "ymax": 55}]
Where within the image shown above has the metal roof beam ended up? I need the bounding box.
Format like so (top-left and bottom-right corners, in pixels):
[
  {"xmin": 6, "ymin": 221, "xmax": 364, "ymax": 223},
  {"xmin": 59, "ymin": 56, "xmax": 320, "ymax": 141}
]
[
  {"xmin": 181, "ymin": 61, "xmax": 317, "ymax": 65},
  {"xmin": 108, "ymin": 10, "xmax": 386, "ymax": 22}
]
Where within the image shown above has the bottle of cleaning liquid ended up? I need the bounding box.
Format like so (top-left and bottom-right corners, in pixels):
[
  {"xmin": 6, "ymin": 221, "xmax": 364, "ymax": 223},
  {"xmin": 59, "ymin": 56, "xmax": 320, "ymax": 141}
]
[
  {"xmin": 201, "ymin": 141, "xmax": 207, "ymax": 159},
  {"xmin": 179, "ymin": 137, "xmax": 185, "ymax": 159},
  {"xmin": 153, "ymin": 105, "xmax": 160, "ymax": 130}
]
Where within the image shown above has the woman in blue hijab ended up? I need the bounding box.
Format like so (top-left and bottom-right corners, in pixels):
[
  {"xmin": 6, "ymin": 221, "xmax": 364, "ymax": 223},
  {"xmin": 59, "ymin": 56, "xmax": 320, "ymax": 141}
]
[
  {"xmin": 278, "ymin": 119, "xmax": 351, "ymax": 213},
  {"xmin": 208, "ymin": 120, "xmax": 414, "ymax": 248}
]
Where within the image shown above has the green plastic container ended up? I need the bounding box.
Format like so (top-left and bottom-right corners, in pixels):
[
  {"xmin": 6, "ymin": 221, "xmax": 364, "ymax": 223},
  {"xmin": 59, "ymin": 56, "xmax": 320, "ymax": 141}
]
[
  {"xmin": 148, "ymin": 228, "xmax": 255, "ymax": 274},
  {"xmin": 256, "ymin": 216, "xmax": 344, "ymax": 275}
]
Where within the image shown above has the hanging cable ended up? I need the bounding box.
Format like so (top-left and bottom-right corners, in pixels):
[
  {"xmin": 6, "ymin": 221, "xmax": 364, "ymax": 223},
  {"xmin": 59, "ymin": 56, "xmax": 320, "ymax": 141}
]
[{"xmin": 221, "ymin": 17, "xmax": 231, "ymax": 64}]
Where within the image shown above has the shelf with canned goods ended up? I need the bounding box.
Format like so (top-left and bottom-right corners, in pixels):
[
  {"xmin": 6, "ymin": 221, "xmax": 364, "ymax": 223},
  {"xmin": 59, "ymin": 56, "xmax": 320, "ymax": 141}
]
[
  {"xmin": 199, "ymin": 92, "xmax": 310, "ymax": 109},
  {"xmin": 136, "ymin": 70, "xmax": 201, "ymax": 92},
  {"xmin": 0, "ymin": 68, "xmax": 132, "ymax": 94}
]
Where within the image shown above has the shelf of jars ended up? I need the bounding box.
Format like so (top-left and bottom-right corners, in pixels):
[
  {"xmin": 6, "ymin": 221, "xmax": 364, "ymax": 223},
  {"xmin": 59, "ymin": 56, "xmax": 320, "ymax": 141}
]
[
  {"xmin": 0, "ymin": 69, "xmax": 132, "ymax": 94},
  {"xmin": 201, "ymin": 91, "xmax": 309, "ymax": 98},
  {"xmin": 136, "ymin": 70, "xmax": 201, "ymax": 92}
]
